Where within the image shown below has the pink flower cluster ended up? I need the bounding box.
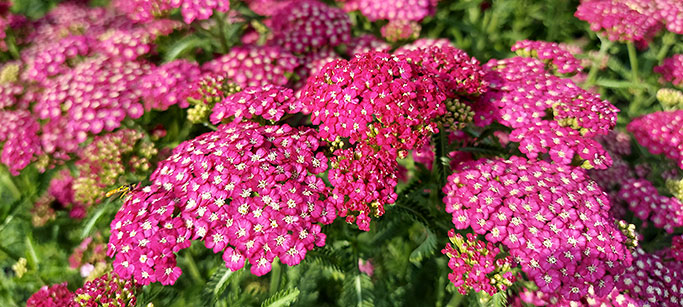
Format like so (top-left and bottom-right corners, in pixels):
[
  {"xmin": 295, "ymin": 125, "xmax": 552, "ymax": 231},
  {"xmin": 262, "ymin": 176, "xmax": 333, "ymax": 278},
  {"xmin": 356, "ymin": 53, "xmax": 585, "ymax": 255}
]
[
  {"xmin": 442, "ymin": 229, "xmax": 517, "ymax": 295},
  {"xmin": 443, "ymin": 157, "xmax": 632, "ymax": 301},
  {"xmin": 617, "ymin": 179, "xmax": 683, "ymax": 233},
  {"xmin": 345, "ymin": 34, "xmax": 390, "ymax": 56},
  {"xmin": 627, "ymin": 110, "xmax": 683, "ymax": 169},
  {"xmin": 26, "ymin": 282, "xmax": 74, "ymax": 307},
  {"xmin": 617, "ymin": 247, "xmax": 683, "ymax": 306},
  {"xmin": 35, "ymin": 56, "xmax": 149, "ymax": 154},
  {"xmin": 47, "ymin": 169, "xmax": 85, "ymax": 219},
  {"xmin": 108, "ymin": 122, "xmax": 335, "ymax": 284},
  {"xmin": 394, "ymin": 38, "xmax": 452, "ymax": 53},
  {"xmin": 69, "ymin": 235, "xmax": 107, "ymax": 276},
  {"xmin": 672, "ymin": 235, "xmax": 683, "ymax": 262},
  {"xmin": 210, "ymin": 84, "xmax": 301, "ymax": 124},
  {"xmin": 269, "ymin": 0, "xmax": 351, "ymax": 54},
  {"xmin": 98, "ymin": 20, "xmax": 181, "ymax": 61},
  {"xmin": 654, "ymin": 54, "xmax": 683, "ymax": 87},
  {"xmin": 397, "ymin": 45, "xmax": 488, "ymax": 97},
  {"xmin": 73, "ymin": 272, "xmax": 138, "ymax": 307},
  {"xmin": 301, "ymin": 51, "xmax": 446, "ymax": 156},
  {"xmin": 141, "ymin": 59, "xmax": 202, "ymax": 111},
  {"xmin": 300, "ymin": 51, "xmax": 447, "ymax": 229},
  {"xmin": 575, "ymin": 0, "xmax": 662, "ymax": 46},
  {"xmin": 481, "ymin": 56, "xmax": 619, "ymax": 169},
  {"xmin": 203, "ymin": 45, "xmax": 300, "ymax": 88},
  {"xmin": 511, "ymin": 40, "xmax": 582, "ymax": 74},
  {"xmin": 23, "ymin": 35, "xmax": 94, "ymax": 84},
  {"xmin": 114, "ymin": 0, "xmax": 230, "ymax": 24},
  {"xmin": 380, "ymin": 19, "xmax": 421, "ymax": 43},
  {"xmin": 342, "ymin": 0, "xmax": 439, "ymax": 22},
  {"xmin": 0, "ymin": 110, "xmax": 42, "ymax": 175}
]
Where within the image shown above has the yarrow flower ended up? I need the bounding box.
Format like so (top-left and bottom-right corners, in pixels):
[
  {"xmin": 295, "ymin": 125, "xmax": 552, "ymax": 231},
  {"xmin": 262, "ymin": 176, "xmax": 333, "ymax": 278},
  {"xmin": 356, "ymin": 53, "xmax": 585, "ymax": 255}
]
[
  {"xmin": 269, "ymin": 0, "xmax": 351, "ymax": 54},
  {"xmin": 210, "ymin": 84, "xmax": 302, "ymax": 124},
  {"xmin": 654, "ymin": 54, "xmax": 683, "ymax": 87},
  {"xmin": 70, "ymin": 235, "xmax": 107, "ymax": 278},
  {"xmin": 511, "ymin": 40, "xmax": 582, "ymax": 74},
  {"xmin": 26, "ymin": 282, "xmax": 74, "ymax": 307},
  {"xmin": 442, "ymin": 229, "xmax": 518, "ymax": 295},
  {"xmin": 141, "ymin": 59, "xmax": 202, "ymax": 111},
  {"xmin": 97, "ymin": 19, "xmax": 181, "ymax": 61},
  {"xmin": 345, "ymin": 34, "xmax": 391, "ymax": 56},
  {"xmin": 0, "ymin": 110, "xmax": 42, "ymax": 175},
  {"xmin": 575, "ymin": 0, "xmax": 662, "ymax": 47},
  {"xmin": 108, "ymin": 122, "xmax": 335, "ymax": 284},
  {"xmin": 617, "ymin": 179, "xmax": 683, "ymax": 233},
  {"xmin": 617, "ymin": 247, "xmax": 683, "ymax": 306},
  {"xmin": 186, "ymin": 74, "xmax": 243, "ymax": 124},
  {"xmin": 443, "ymin": 157, "xmax": 632, "ymax": 301},
  {"xmin": 342, "ymin": 0, "xmax": 439, "ymax": 22},
  {"xmin": 202, "ymin": 45, "xmax": 300, "ymax": 88},
  {"xmin": 301, "ymin": 51, "xmax": 447, "ymax": 157},
  {"xmin": 22, "ymin": 35, "xmax": 94, "ymax": 84},
  {"xmin": 74, "ymin": 272, "xmax": 138, "ymax": 306},
  {"xmin": 380, "ymin": 20, "xmax": 421, "ymax": 43},
  {"xmin": 35, "ymin": 56, "xmax": 150, "ymax": 154},
  {"xmin": 481, "ymin": 56, "xmax": 619, "ymax": 169},
  {"xmin": 394, "ymin": 38, "xmax": 452, "ymax": 53},
  {"xmin": 72, "ymin": 129, "xmax": 156, "ymax": 208},
  {"xmin": 627, "ymin": 110, "xmax": 683, "ymax": 169},
  {"xmin": 114, "ymin": 0, "xmax": 230, "ymax": 24}
]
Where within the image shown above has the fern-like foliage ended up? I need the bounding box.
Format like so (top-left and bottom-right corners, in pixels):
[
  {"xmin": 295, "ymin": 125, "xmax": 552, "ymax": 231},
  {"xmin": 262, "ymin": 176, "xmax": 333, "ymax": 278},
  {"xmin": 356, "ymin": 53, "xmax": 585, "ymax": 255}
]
[
  {"xmin": 340, "ymin": 274, "xmax": 375, "ymax": 307},
  {"xmin": 261, "ymin": 287, "xmax": 300, "ymax": 307},
  {"xmin": 408, "ymin": 226, "xmax": 438, "ymax": 266}
]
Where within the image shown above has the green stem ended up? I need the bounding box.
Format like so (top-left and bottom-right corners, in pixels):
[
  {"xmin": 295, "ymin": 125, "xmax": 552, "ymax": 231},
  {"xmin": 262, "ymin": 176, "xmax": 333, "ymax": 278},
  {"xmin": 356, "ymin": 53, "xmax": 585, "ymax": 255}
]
[
  {"xmin": 656, "ymin": 32, "xmax": 675, "ymax": 62},
  {"xmin": 203, "ymin": 122, "xmax": 218, "ymax": 131},
  {"xmin": 585, "ymin": 36, "xmax": 611, "ymax": 87},
  {"xmin": 269, "ymin": 261, "xmax": 281, "ymax": 295},
  {"xmin": 627, "ymin": 42, "xmax": 644, "ymax": 117},
  {"xmin": 185, "ymin": 252, "xmax": 205, "ymax": 284},
  {"xmin": 0, "ymin": 168, "xmax": 21, "ymax": 200}
]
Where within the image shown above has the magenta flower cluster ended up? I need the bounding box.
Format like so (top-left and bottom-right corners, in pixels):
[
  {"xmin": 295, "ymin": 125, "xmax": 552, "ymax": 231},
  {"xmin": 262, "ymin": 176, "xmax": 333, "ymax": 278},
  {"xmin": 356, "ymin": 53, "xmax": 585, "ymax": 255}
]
[
  {"xmin": 342, "ymin": 0, "xmax": 439, "ymax": 22},
  {"xmin": 35, "ymin": 56, "xmax": 149, "ymax": 154},
  {"xmin": 26, "ymin": 282, "xmax": 74, "ymax": 307},
  {"xmin": 511, "ymin": 40, "xmax": 582, "ymax": 74},
  {"xmin": 617, "ymin": 247, "xmax": 683, "ymax": 306},
  {"xmin": 617, "ymin": 179, "xmax": 683, "ymax": 233},
  {"xmin": 203, "ymin": 45, "xmax": 300, "ymax": 88},
  {"xmin": 114, "ymin": 0, "xmax": 230, "ymax": 24},
  {"xmin": 442, "ymin": 229, "xmax": 517, "ymax": 295},
  {"xmin": 380, "ymin": 20, "xmax": 421, "ymax": 43},
  {"xmin": 269, "ymin": 0, "xmax": 351, "ymax": 54},
  {"xmin": 443, "ymin": 157, "xmax": 632, "ymax": 301},
  {"xmin": 575, "ymin": 0, "xmax": 662, "ymax": 46},
  {"xmin": 141, "ymin": 59, "xmax": 202, "ymax": 111},
  {"xmin": 300, "ymin": 51, "xmax": 447, "ymax": 229},
  {"xmin": 0, "ymin": 110, "xmax": 42, "ymax": 175},
  {"xmin": 627, "ymin": 110, "xmax": 683, "ymax": 169},
  {"xmin": 654, "ymin": 54, "xmax": 683, "ymax": 87},
  {"xmin": 108, "ymin": 122, "xmax": 335, "ymax": 284},
  {"xmin": 73, "ymin": 272, "xmax": 138, "ymax": 307},
  {"xmin": 481, "ymin": 55, "xmax": 619, "ymax": 169},
  {"xmin": 210, "ymin": 84, "xmax": 301, "ymax": 124}
]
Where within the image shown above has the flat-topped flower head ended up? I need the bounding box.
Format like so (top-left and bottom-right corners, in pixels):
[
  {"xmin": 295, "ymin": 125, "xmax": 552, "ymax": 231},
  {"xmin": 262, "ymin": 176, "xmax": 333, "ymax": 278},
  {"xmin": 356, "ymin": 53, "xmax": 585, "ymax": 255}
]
[
  {"xmin": 342, "ymin": 0, "xmax": 439, "ymax": 22},
  {"xmin": 443, "ymin": 157, "xmax": 631, "ymax": 301},
  {"xmin": 22, "ymin": 35, "xmax": 94, "ymax": 84},
  {"xmin": 617, "ymin": 247, "xmax": 683, "ymax": 306},
  {"xmin": 575, "ymin": 0, "xmax": 662, "ymax": 47},
  {"xmin": 35, "ymin": 56, "xmax": 150, "ymax": 154},
  {"xmin": 114, "ymin": 0, "xmax": 230, "ymax": 24},
  {"xmin": 617, "ymin": 179, "xmax": 683, "ymax": 233},
  {"xmin": 300, "ymin": 51, "xmax": 447, "ymax": 156},
  {"xmin": 27, "ymin": 282, "xmax": 74, "ymax": 307},
  {"xmin": 345, "ymin": 34, "xmax": 391, "ymax": 56},
  {"xmin": 511, "ymin": 40, "xmax": 582, "ymax": 74},
  {"xmin": 442, "ymin": 229, "xmax": 518, "ymax": 295},
  {"xmin": 654, "ymin": 54, "xmax": 683, "ymax": 87},
  {"xmin": 627, "ymin": 110, "xmax": 683, "ymax": 169},
  {"xmin": 203, "ymin": 45, "xmax": 300, "ymax": 88},
  {"xmin": 270, "ymin": 0, "xmax": 351, "ymax": 54},
  {"xmin": 0, "ymin": 110, "xmax": 42, "ymax": 175},
  {"xmin": 381, "ymin": 20, "xmax": 421, "ymax": 43},
  {"xmin": 73, "ymin": 272, "xmax": 138, "ymax": 306},
  {"xmin": 481, "ymin": 56, "xmax": 619, "ymax": 169},
  {"xmin": 211, "ymin": 84, "xmax": 302, "ymax": 124},
  {"xmin": 141, "ymin": 59, "xmax": 202, "ymax": 111},
  {"xmin": 109, "ymin": 122, "xmax": 335, "ymax": 284}
]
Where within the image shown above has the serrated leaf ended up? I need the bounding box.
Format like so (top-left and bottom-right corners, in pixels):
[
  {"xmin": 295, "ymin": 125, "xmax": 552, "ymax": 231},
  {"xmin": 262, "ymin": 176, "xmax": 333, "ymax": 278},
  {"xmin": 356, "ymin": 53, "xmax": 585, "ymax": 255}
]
[
  {"xmin": 487, "ymin": 291, "xmax": 508, "ymax": 307},
  {"xmin": 409, "ymin": 227, "xmax": 437, "ymax": 266},
  {"xmin": 260, "ymin": 287, "xmax": 300, "ymax": 307},
  {"xmin": 200, "ymin": 267, "xmax": 243, "ymax": 307}
]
